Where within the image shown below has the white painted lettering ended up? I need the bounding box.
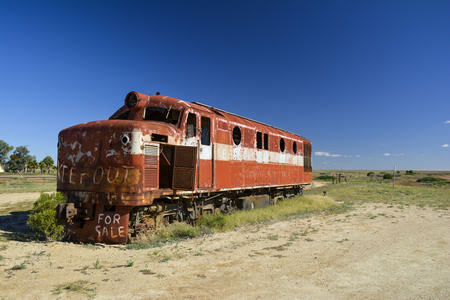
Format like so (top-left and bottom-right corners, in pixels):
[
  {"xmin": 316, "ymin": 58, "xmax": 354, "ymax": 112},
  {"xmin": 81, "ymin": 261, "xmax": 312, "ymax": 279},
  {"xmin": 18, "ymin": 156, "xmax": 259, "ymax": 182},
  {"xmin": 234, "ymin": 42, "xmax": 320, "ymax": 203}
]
[
  {"xmin": 57, "ymin": 163, "xmax": 64, "ymax": 181},
  {"xmin": 123, "ymin": 166, "xmax": 133, "ymax": 183},
  {"xmin": 69, "ymin": 167, "xmax": 76, "ymax": 184},
  {"xmin": 118, "ymin": 226, "xmax": 125, "ymax": 237},
  {"xmin": 110, "ymin": 227, "xmax": 118, "ymax": 239},
  {"xmin": 113, "ymin": 214, "xmax": 120, "ymax": 224},
  {"xmin": 98, "ymin": 214, "xmax": 104, "ymax": 224},
  {"xmin": 59, "ymin": 165, "xmax": 137, "ymax": 186},
  {"xmin": 104, "ymin": 215, "xmax": 112, "ymax": 225},
  {"xmin": 95, "ymin": 225, "xmax": 101, "ymax": 235},
  {"xmin": 79, "ymin": 173, "xmax": 86, "ymax": 184},
  {"xmin": 61, "ymin": 165, "xmax": 68, "ymax": 183},
  {"xmin": 107, "ymin": 167, "xmax": 120, "ymax": 183},
  {"xmin": 102, "ymin": 227, "xmax": 108, "ymax": 236},
  {"xmin": 93, "ymin": 166, "xmax": 104, "ymax": 184}
]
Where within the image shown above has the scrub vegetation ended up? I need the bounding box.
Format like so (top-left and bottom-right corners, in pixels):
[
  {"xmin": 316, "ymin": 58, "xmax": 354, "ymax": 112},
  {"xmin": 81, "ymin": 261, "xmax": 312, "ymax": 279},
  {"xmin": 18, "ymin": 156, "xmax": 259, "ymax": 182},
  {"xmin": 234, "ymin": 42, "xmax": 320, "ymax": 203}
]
[
  {"xmin": 310, "ymin": 170, "xmax": 450, "ymax": 209},
  {"xmin": 130, "ymin": 195, "xmax": 343, "ymax": 248},
  {"xmin": 129, "ymin": 169, "xmax": 449, "ymax": 247},
  {"xmin": 2, "ymin": 169, "xmax": 448, "ymax": 247},
  {"xmin": 0, "ymin": 174, "xmax": 56, "ymax": 194},
  {"xmin": 198, "ymin": 195, "xmax": 342, "ymax": 232},
  {"xmin": 26, "ymin": 192, "xmax": 65, "ymax": 241}
]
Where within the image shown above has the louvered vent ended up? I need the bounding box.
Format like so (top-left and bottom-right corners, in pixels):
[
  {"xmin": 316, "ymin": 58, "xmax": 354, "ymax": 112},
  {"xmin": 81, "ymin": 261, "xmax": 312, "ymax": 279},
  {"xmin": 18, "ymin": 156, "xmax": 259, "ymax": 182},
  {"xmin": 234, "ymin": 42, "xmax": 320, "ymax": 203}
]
[{"xmin": 144, "ymin": 144, "xmax": 159, "ymax": 189}]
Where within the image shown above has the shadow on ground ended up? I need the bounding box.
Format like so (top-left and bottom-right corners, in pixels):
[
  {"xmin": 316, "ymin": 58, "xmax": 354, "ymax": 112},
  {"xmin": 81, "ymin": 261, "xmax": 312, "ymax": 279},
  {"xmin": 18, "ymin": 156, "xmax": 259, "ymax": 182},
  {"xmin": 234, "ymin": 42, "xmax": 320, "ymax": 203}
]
[{"xmin": 0, "ymin": 210, "xmax": 34, "ymax": 240}]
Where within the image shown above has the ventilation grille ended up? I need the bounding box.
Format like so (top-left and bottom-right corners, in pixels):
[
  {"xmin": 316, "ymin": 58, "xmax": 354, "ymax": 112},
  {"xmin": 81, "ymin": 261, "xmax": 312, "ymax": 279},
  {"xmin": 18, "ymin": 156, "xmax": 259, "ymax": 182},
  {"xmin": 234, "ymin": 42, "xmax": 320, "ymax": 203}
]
[
  {"xmin": 145, "ymin": 145, "xmax": 158, "ymax": 156},
  {"xmin": 144, "ymin": 144, "xmax": 159, "ymax": 189},
  {"xmin": 144, "ymin": 168, "xmax": 158, "ymax": 188}
]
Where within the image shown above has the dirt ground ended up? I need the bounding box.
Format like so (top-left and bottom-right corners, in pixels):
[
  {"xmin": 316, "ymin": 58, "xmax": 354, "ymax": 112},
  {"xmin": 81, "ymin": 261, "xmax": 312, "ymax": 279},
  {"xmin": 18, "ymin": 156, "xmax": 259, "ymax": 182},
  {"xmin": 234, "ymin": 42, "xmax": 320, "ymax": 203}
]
[{"xmin": 0, "ymin": 192, "xmax": 449, "ymax": 299}]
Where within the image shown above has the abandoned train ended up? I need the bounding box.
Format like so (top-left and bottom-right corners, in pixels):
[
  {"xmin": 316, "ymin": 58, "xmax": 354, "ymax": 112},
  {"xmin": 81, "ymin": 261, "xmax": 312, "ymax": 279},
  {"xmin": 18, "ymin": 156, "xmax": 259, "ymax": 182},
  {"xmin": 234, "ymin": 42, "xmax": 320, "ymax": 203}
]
[{"xmin": 56, "ymin": 91, "xmax": 312, "ymax": 243}]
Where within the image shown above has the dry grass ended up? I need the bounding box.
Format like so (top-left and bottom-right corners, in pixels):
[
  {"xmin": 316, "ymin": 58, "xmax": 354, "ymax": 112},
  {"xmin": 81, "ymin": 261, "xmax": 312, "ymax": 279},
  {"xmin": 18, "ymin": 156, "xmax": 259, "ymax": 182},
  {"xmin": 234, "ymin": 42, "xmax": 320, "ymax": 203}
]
[
  {"xmin": 199, "ymin": 195, "xmax": 342, "ymax": 232},
  {"xmin": 0, "ymin": 174, "xmax": 56, "ymax": 193},
  {"xmin": 306, "ymin": 181, "xmax": 450, "ymax": 209}
]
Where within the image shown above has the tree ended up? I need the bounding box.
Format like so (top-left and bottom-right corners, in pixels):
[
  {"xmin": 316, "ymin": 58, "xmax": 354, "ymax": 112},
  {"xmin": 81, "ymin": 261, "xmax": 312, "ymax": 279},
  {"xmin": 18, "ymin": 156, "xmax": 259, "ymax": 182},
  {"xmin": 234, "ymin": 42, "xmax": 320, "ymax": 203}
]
[
  {"xmin": 8, "ymin": 146, "xmax": 33, "ymax": 172},
  {"xmin": 0, "ymin": 140, "xmax": 14, "ymax": 166},
  {"xmin": 39, "ymin": 161, "xmax": 45, "ymax": 173},
  {"xmin": 41, "ymin": 156, "xmax": 55, "ymax": 173},
  {"xmin": 27, "ymin": 157, "xmax": 38, "ymax": 173}
]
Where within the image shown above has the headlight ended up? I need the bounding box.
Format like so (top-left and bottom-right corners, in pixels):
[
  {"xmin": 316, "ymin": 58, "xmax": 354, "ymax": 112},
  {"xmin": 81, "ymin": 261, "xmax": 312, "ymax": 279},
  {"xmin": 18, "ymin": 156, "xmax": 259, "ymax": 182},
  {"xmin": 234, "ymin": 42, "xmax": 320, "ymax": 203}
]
[{"xmin": 125, "ymin": 92, "xmax": 140, "ymax": 109}]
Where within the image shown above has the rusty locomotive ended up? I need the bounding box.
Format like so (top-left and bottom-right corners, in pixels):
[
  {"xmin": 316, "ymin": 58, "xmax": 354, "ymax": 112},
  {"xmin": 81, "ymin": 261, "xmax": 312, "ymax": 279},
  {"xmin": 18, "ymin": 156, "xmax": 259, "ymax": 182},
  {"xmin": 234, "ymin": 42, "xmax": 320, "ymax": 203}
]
[{"xmin": 57, "ymin": 91, "xmax": 312, "ymax": 243}]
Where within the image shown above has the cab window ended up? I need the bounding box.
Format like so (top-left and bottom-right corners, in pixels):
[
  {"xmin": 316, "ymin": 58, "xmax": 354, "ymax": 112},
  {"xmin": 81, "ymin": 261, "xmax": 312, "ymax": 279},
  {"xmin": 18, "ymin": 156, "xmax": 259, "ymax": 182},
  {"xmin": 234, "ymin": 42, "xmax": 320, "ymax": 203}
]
[
  {"xmin": 111, "ymin": 110, "xmax": 130, "ymax": 120},
  {"xmin": 143, "ymin": 106, "xmax": 180, "ymax": 125},
  {"xmin": 186, "ymin": 113, "xmax": 196, "ymax": 138},
  {"xmin": 201, "ymin": 117, "xmax": 211, "ymax": 145}
]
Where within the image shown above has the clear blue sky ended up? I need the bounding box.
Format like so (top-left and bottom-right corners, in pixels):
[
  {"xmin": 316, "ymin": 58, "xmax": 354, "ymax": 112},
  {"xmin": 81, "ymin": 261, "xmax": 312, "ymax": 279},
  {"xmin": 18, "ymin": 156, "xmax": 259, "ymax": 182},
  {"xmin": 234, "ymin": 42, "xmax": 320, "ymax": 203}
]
[{"xmin": 1, "ymin": 0, "xmax": 449, "ymax": 170}]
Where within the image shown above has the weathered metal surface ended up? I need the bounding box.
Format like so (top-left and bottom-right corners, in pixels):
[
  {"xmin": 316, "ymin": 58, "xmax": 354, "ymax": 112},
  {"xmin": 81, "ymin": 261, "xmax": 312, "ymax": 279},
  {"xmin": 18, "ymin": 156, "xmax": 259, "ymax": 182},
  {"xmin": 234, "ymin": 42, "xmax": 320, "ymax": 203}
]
[{"xmin": 57, "ymin": 90, "xmax": 312, "ymax": 243}]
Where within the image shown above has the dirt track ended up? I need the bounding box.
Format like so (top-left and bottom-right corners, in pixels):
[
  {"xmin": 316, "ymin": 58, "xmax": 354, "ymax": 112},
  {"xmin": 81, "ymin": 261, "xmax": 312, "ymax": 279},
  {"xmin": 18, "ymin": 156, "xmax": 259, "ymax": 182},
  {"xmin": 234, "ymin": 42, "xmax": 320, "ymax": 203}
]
[{"xmin": 0, "ymin": 193, "xmax": 449, "ymax": 299}]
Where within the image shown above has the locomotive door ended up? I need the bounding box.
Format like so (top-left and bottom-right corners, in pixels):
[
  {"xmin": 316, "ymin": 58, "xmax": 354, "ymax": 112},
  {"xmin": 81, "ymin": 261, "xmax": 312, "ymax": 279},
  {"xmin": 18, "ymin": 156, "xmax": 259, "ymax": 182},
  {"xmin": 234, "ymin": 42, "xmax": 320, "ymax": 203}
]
[
  {"xmin": 172, "ymin": 145, "xmax": 196, "ymax": 190},
  {"xmin": 198, "ymin": 116, "xmax": 213, "ymax": 189}
]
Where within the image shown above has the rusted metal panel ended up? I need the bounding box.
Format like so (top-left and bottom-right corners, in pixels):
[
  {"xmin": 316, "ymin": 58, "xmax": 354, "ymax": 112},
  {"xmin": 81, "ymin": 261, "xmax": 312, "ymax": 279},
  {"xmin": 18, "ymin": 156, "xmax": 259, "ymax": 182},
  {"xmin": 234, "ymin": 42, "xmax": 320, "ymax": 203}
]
[
  {"xmin": 69, "ymin": 205, "xmax": 132, "ymax": 244},
  {"xmin": 198, "ymin": 159, "xmax": 213, "ymax": 188}
]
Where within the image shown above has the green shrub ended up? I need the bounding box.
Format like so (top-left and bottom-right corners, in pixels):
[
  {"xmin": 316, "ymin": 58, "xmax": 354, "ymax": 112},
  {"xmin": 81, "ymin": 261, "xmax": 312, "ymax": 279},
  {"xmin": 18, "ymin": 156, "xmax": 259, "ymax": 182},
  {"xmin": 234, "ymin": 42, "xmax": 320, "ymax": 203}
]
[
  {"xmin": 405, "ymin": 170, "xmax": 415, "ymax": 175},
  {"xmin": 315, "ymin": 175, "xmax": 334, "ymax": 181},
  {"xmin": 197, "ymin": 213, "xmax": 227, "ymax": 229},
  {"xmin": 417, "ymin": 177, "xmax": 447, "ymax": 183},
  {"xmin": 27, "ymin": 192, "xmax": 66, "ymax": 241},
  {"xmin": 383, "ymin": 173, "xmax": 393, "ymax": 180},
  {"xmin": 367, "ymin": 172, "xmax": 375, "ymax": 177},
  {"xmin": 155, "ymin": 222, "xmax": 199, "ymax": 239}
]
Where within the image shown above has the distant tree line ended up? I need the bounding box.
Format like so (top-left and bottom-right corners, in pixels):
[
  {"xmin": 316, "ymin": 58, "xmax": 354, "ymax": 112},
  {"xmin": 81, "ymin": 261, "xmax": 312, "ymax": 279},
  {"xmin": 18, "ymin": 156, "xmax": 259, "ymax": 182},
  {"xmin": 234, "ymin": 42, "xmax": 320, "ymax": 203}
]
[{"xmin": 0, "ymin": 140, "xmax": 55, "ymax": 173}]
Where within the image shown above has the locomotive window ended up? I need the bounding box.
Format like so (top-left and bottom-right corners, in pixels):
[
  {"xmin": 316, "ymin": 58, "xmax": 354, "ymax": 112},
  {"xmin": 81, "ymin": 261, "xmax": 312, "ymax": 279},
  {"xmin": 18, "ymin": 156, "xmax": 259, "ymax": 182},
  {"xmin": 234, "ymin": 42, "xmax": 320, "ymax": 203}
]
[
  {"xmin": 280, "ymin": 138, "xmax": 285, "ymax": 152},
  {"xmin": 143, "ymin": 106, "xmax": 180, "ymax": 125},
  {"xmin": 293, "ymin": 141, "xmax": 297, "ymax": 154},
  {"xmin": 186, "ymin": 113, "xmax": 196, "ymax": 138},
  {"xmin": 304, "ymin": 143, "xmax": 312, "ymax": 172},
  {"xmin": 233, "ymin": 126, "xmax": 241, "ymax": 145},
  {"xmin": 111, "ymin": 110, "xmax": 130, "ymax": 120},
  {"xmin": 201, "ymin": 117, "xmax": 211, "ymax": 145},
  {"xmin": 264, "ymin": 133, "xmax": 269, "ymax": 150},
  {"xmin": 256, "ymin": 132, "xmax": 262, "ymax": 149}
]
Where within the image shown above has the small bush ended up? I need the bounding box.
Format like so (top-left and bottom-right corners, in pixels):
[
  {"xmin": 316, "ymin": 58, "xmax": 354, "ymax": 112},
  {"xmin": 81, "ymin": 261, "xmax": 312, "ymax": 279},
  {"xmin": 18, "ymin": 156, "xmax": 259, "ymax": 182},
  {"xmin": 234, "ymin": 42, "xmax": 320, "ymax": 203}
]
[
  {"xmin": 155, "ymin": 222, "xmax": 199, "ymax": 240},
  {"xmin": 27, "ymin": 192, "xmax": 66, "ymax": 241},
  {"xmin": 12, "ymin": 261, "xmax": 27, "ymax": 270},
  {"xmin": 383, "ymin": 173, "xmax": 393, "ymax": 180},
  {"xmin": 417, "ymin": 177, "xmax": 447, "ymax": 183},
  {"xmin": 405, "ymin": 170, "xmax": 415, "ymax": 175},
  {"xmin": 315, "ymin": 175, "xmax": 334, "ymax": 181},
  {"xmin": 367, "ymin": 172, "xmax": 375, "ymax": 177},
  {"xmin": 197, "ymin": 213, "xmax": 227, "ymax": 229}
]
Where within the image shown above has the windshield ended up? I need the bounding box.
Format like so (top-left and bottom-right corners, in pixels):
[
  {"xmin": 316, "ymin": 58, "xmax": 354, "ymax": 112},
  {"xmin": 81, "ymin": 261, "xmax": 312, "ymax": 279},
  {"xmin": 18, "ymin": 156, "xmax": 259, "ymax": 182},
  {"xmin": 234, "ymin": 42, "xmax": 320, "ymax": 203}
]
[
  {"xmin": 143, "ymin": 106, "xmax": 180, "ymax": 125},
  {"xmin": 111, "ymin": 110, "xmax": 130, "ymax": 120}
]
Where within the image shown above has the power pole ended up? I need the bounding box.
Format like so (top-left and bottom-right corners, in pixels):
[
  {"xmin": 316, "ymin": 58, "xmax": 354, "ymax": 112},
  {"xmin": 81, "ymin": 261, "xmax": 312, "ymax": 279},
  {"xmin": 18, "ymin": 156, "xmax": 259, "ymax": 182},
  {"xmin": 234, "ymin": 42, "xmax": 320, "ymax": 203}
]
[{"xmin": 393, "ymin": 165, "xmax": 396, "ymax": 188}]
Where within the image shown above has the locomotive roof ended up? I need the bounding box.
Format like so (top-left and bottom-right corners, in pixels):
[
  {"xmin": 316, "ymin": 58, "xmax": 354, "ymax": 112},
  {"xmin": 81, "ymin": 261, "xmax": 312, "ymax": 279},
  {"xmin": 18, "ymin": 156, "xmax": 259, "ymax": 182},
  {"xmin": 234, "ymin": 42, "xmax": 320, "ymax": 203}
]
[
  {"xmin": 112, "ymin": 91, "xmax": 310, "ymax": 144},
  {"xmin": 190, "ymin": 101, "xmax": 310, "ymax": 143}
]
